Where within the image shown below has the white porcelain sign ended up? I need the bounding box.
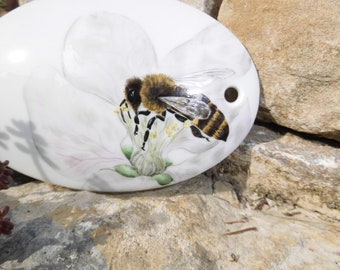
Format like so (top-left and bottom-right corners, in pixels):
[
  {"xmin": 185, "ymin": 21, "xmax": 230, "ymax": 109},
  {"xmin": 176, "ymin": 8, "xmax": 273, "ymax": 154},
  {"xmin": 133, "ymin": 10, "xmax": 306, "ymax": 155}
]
[{"xmin": 0, "ymin": 0, "xmax": 260, "ymax": 191}]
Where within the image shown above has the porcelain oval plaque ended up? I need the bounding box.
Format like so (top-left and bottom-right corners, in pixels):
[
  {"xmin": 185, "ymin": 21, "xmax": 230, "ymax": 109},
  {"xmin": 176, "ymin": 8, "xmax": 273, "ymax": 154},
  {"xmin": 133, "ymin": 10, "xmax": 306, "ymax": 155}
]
[{"xmin": 0, "ymin": 0, "xmax": 260, "ymax": 191}]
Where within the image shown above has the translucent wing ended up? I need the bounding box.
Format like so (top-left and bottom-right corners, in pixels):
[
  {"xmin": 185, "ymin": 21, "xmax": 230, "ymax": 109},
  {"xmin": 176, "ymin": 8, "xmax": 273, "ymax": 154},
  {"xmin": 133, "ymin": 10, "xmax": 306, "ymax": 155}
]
[
  {"xmin": 160, "ymin": 23, "xmax": 252, "ymax": 82},
  {"xmin": 63, "ymin": 12, "xmax": 158, "ymax": 104},
  {"xmin": 159, "ymin": 95, "xmax": 211, "ymax": 120},
  {"xmin": 173, "ymin": 68, "xmax": 235, "ymax": 89}
]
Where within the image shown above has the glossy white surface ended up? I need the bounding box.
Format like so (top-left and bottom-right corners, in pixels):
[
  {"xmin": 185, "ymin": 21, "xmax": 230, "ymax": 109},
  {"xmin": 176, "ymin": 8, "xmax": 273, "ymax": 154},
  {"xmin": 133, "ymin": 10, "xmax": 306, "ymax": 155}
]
[{"xmin": 0, "ymin": 0, "xmax": 260, "ymax": 191}]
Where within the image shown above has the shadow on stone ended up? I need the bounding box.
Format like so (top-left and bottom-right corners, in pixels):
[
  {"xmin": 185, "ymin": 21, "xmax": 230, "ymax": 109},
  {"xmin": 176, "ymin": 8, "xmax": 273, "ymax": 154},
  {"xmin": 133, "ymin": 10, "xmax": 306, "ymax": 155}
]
[{"xmin": 0, "ymin": 214, "xmax": 107, "ymax": 269}]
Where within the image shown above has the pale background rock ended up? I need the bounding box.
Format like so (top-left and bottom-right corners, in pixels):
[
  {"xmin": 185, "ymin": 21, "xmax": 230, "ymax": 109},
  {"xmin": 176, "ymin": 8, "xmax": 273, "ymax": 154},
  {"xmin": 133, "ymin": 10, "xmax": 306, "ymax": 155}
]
[
  {"xmin": 179, "ymin": 0, "xmax": 222, "ymax": 18},
  {"xmin": 216, "ymin": 125, "xmax": 340, "ymax": 220},
  {"xmin": 18, "ymin": 0, "xmax": 32, "ymax": 5},
  {"xmin": 1, "ymin": 181, "xmax": 339, "ymax": 269},
  {"xmin": 218, "ymin": 0, "xmax": 340, "ymax": 141}
]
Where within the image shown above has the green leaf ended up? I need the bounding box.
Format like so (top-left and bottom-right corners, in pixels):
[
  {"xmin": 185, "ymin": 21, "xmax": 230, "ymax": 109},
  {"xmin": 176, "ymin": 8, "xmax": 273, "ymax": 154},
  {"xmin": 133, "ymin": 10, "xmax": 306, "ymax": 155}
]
[
  {"xmin": 153, "ymin": 174, "xmax": 173, "ymax": 186},
  {"xmin": 121, "ymin": 146, "xmax": 133, "ymax": 160},
  {"xmin": 165, "ymin": 159, "xmax": 173, "ymax": 168},
  {"xmin": 115, "ymin": 165, "xmax": 140, "ymax": 178}
]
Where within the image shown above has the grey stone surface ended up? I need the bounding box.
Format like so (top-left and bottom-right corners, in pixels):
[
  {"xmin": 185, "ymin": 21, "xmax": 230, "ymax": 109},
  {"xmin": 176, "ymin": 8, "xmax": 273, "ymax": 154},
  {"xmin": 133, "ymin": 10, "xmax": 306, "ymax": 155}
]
[{"xmin": 0, "ymin": 177, "xmax": 339, "ymax": 269}]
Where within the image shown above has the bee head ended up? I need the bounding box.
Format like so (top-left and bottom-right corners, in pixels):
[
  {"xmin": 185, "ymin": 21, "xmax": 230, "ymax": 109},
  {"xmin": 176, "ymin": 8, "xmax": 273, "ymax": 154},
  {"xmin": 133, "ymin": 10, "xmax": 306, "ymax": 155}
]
[{"xmin": 125, "ymin": 77, "xmax": 142, "ymax": 112}]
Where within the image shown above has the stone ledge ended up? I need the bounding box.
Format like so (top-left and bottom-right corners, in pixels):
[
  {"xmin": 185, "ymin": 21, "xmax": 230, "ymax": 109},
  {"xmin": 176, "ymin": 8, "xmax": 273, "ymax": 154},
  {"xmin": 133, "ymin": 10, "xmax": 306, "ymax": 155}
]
[
  {"xmin": 215, "ymin": 124, "xmax": 339, "ymax": 220},
  {"xmin": 0, "ymin": 179, "xmax": 339, "ymax": 269}
]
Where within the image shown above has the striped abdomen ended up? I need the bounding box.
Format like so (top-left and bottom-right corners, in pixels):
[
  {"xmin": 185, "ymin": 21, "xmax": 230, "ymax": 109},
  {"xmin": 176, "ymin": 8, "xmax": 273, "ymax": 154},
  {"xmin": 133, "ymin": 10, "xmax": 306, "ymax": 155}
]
[{"xmin": 193, "ymin": 102, "xmax": 229, "ymax": 141}]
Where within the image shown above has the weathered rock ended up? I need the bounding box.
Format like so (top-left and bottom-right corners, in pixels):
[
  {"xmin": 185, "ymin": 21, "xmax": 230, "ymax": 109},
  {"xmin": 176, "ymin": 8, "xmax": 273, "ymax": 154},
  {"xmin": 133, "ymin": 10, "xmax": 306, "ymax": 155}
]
[
  {"xmin": 216, "ymin": 124, "xmax": 340, "ymax": 220},
  {"xmin": 218, "ymin": 0, "xmax": 340, "ymax": 141},
  {"xmin": 179, "ymin": 0, "xmax": 222, "ymax": 18},
  {"xmin": 0, "ymin": 0, "xmax": 18, "ymax": 15},
  {"xmin": 18, "ymin": 0, "xmax": 31, "ymax": 5},
  {"xmin": 0, "ymin": 180, "xmax": 339, "ymax": 269}
]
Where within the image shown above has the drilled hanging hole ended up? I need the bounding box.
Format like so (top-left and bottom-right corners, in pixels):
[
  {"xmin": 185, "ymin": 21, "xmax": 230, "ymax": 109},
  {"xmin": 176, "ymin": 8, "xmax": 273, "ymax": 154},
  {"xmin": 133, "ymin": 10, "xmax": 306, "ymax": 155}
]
[{"xmin": 224, "ymin": 87, "xmax": 238, "ymax": 102}]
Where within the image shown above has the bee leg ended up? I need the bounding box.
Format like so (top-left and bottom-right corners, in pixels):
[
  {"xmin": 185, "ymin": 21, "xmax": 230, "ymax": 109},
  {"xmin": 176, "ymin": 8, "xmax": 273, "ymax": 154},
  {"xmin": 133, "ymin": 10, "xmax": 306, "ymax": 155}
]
[
  {"xmin": 134, "ymin": 115, "xmax": 140, "ymax": 135},
  {"xmin": 174, "ymin": 113, "xmax": 189, "ymax": 122},
  {"xmin": 171, "ymin": 113, "xmax": 209, "ymax": 141},
  {"xmin": 119, "ymin": 99, "xmax": 126, "ymax": 107},
  {"xmin": 190, "ymin": 126, "xmax": 210, "ymax": 142},
  {"xmin": 119, "ymin": 99, "xmax": 128, "ymax": 123},
  {"xmin": 134, "ymin": 110, "xmax": 151, "ymax": 135},
  {"xmin": 134, "ymin": 126, "xmax": 139, "ymax": 135},
  {"xmin": 147, "ymin": 117, "xmax": 157, "ymax": 129},
  {"xmin": 138, "ymin": 110, "xmax": 151, "ymax": 116},
  {"xmin": 142, "ymin": 130, "xmax": 150, "ymax": 151},
  {"xmin": 120, "ymin": 107, "xmax": 132, "ymax": 124},
  {"xmin": 141, "ymin": 118, "xmax": 154, "ymax": 150},
  {"xmin": 141, "ymin": 112, "xmax": 167, "ymax": 150}
]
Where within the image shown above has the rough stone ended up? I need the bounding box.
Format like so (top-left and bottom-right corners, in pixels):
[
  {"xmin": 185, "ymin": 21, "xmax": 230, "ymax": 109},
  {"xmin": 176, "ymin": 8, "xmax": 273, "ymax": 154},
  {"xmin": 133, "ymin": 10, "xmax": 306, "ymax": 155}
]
[
  {"xmin": 216, "ymin": 124, "xmax": 340, "ymax": 220},
  {"xmin": 179, "ymin": 0, "xmax": 222, "ymax": 18},
  {"xmin": 218, "ymin": 0, "xmax": 340, "ymax": 141},
  {"xmin": 0, "ymin": 180, "xmax": 339, "ymax": 269},
  {"xmin": 18, "ymin": 0, "xmax": 32, "ymax": 5}
]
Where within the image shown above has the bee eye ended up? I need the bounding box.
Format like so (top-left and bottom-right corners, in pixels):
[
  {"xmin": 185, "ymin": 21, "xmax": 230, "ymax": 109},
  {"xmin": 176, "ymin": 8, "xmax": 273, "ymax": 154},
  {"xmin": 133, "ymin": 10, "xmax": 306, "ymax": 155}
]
[
  {"xmin": 128, "ymin": 89, "xmax": 136, "ymax": 101},
  {"xmin": 224, "ymin": 87, "xmax": 238, "ymax": 102}
]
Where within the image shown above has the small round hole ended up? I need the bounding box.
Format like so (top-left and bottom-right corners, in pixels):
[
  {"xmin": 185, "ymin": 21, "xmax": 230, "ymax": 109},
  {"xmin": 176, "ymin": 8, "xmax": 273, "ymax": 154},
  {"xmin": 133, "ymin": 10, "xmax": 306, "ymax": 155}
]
[{"xmin": 224, "ymin": 87, "xmax": 238, "ymax": 102}]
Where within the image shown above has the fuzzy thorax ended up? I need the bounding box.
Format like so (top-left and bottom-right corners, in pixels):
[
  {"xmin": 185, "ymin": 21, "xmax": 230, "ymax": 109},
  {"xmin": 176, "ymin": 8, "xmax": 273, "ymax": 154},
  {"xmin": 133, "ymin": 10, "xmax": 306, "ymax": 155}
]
[{"xmin": 140, "ymin": 74, "xmax": 176, "ymax": 114}]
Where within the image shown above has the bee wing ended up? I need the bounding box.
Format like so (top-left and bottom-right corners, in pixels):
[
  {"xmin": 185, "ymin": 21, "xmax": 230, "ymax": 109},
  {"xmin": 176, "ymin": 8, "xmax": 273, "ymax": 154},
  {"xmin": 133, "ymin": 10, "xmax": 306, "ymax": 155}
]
[
  {"xmin": 63, "ymin": 12, "xmax": 157, "ymax": 104},
  {"xmin": 160, "ymin": 23, "xmax": 251, "ymax": 80},
  {"xmin": 173, "ymin": 68, "xmax": 235, "ymax": 88},
  {"xmin": 159, "ymin": 96, "xmax": 211, "ymax": 120}
]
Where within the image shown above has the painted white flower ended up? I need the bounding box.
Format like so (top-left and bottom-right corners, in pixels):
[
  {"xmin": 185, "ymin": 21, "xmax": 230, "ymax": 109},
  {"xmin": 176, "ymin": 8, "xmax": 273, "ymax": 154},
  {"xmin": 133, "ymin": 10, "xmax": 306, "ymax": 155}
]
[
  {"xmin": 24, "ymin": 12, "xmax": 251, "ymax": 191},
  {"xmin": 116, "ymin": 99, "xmax": 191, "ymax": 181}
]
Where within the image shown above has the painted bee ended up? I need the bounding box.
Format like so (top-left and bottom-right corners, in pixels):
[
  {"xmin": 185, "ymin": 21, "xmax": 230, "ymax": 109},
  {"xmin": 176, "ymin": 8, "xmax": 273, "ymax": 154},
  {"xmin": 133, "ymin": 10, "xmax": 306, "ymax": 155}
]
[{"xmin": 120, "ymin": 73, "xmax": 229, "ymax": 150}]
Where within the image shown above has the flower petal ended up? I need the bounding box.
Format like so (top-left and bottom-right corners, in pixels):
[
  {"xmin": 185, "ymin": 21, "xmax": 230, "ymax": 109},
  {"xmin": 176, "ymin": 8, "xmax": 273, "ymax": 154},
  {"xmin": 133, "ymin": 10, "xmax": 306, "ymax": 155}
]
[{"xmin": 24, "ymin": 66, "xmax": 126, "ymax": 178}]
